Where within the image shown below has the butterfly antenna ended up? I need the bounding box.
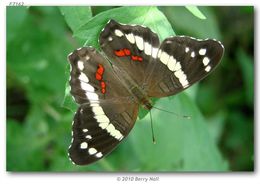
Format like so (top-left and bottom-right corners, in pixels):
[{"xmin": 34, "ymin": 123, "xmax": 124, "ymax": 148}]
[
  {"xmin": 149, "ymin": 110, "xmax": 156, "ymax": 144},
  {"xmin": 152, "ymin": 106, "xmax": 191, "ymax": 119}
]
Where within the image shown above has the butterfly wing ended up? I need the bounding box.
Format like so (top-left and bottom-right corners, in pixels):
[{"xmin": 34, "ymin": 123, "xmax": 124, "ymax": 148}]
[
  {"xmin": 69, "ymin": 103, "xmax": 138, "ymax": 165},
  {"xmin": 146, "ymin": 36, "xmax": 224, "ymax": 97},
  {"xmin": 68, "ymin": 47, "xmax": 139, "ymax": 165},
  {"xmin": 99, "ymin": 19, "xmax": 160, "ymax": 88}
]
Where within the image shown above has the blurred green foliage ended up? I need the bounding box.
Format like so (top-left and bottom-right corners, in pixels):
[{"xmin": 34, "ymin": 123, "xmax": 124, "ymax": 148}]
[{"xmin": 6, "ymin": 6, "xmax": 253, "ymax": 171}]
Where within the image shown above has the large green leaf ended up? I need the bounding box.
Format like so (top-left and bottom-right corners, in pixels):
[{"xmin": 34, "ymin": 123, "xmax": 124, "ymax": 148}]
[
  {"xmin": 185, "ymin": 6, "xmax": 206, "ymax": 19},
  {"xmin": 160, "ymin": 6, "xmax": 221, "ymax": 39},
  {"xmin": 74, "ymin": 6, "xmax": 175, "ymax": 47},
  {"xmin": 59, "ymin": 6, "xmax": 92, "ymax": 33},
  {"xmin": 7, "ymin": 6, "xmax": 28, "ymax": 44},
  {"xmin": 127, "ymin": 93, "xmax": 228, "ymax": 171},
  {"xmin": 236, "ymin": 48, "xmax": 254, "ymax": 105}
]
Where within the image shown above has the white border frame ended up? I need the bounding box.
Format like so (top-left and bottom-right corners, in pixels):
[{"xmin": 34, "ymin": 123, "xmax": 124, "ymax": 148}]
[{"xmin": 1, "ymin": 1, "xmax": 258, "ymax": 186}]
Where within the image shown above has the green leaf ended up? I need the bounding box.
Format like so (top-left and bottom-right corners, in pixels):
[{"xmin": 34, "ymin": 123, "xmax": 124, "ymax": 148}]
[
  {"xmin": 160, "ymin": 6, "xmax": 221, "ymax": 39},
  {"xmin": 185, "ymin": 6, "xmax": 206, "ymax": 19},
  {"xmin": 236, "ymin": 48, "xmax": 254, "ymax": 105},
  {"xmin": 59, "ymin": 6, "xmax": 92, "ymax": 33},
  {"xmin": 207, "ymin": 111, "xmax": 227, "ymax": 143},
  {"xmin": 129, "ymin": 93, "xmax": 228, "ymax": 171},
  {"xmin": 75, "ymin": 6, "xmax": 175, "ymax": 47},
  {"xmin": 7, "ymin": 6, "xmax": 28, "ymax": 43},
  {"xmin": 7, "ymin": 7, "xmax": 72, "ymax": 105}
]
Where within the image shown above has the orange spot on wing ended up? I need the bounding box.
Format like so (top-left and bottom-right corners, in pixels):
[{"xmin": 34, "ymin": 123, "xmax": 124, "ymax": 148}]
[{"xmin": 101, "ymin": 88, "xmax": 106, "ymax": 94}]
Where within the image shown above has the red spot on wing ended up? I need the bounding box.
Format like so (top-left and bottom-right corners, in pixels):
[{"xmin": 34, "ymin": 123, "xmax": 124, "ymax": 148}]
[
  {"xmin": 100, "ymin": 81, "xmax": 106, "ymax": 88},
  {"xmin": 137, "ymin": 57, "xmax": 143, "ymax": 62},
  {"xmin": 131, "ymin": 55, "xmax": 142, "ymax": 62},
  {"xmin": 95, "ymin": 73, "xmax": 102, "ymax": 80},
  {"xmin": 97, "ymin": 64, "xmax": 104, "ymax": 75},
  {"xmin": 115, "ymin": 48, "xmax": 142, "ymax": 62},
  {"xmin": 123, "ymin": 49, "xmax": 131, "ymax": 56},
  {"xmin": 114, "ymin": 49, "xmax": 125, "ymax": 57},
  {"xmin": 95, "ymin": 64, "xmax": 106, "ymax": 94},
  {"xmin": 101, "ymin": 88, "xmax": 106, "ymax": 94},
  {"xmin": 131, "ymin": 55, "xmax": 138, "ymax": 61}
]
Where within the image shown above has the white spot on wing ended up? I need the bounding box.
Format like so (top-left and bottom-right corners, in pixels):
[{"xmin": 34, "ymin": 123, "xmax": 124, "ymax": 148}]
[
  {"xmin": 174, "ymin": 70, "xmax": 189, "ymax": 87},
  {"xmin": 126, "ymin": 33, "xmax": 135, "ymax": 44},
  {"xmin": 77, "ymin": 61, "xmax": 84, "ymax": 70},
  {"xmin": 108, "ymin": 36, "xmax": 113, "ymax": 41},
  {"xmin": 191, "ymin": 52, "xmax": 195, "ymax": 58},
  {"xmin": 90, "ymin": 103, "xmax": 100, "ymax": 107},
  {"xmin": 144, "ymin": 42, "xmax": 152, "ymax": 55},
  {"xmin": 80, "ymin": 82, "xmax": 95, "ymax": 92},
  {"xmin": 205, "ymin": 66, "xmax": 211, "ymax": 72},
  {"xmin": 173, "ymin": 62, "xmax": 181, "ymax": 71},
  {"xmin": 88, "ymin": 148, "xmax": 97, "ymax": 155},
  {"xmin": 86, "ymin": 92, "xmax": 99, "ymax": 101},
  {"xmin": 92, "ymin": 106, "xmax": 105, "ymax": 116},
  {"xmin": 167, "ymin": 56, "xmax": 177, "ymax": 71},
  {"xmin": 185, "ymin": 47, "xmax": 190, "ymax": 53},
  {"xmin": 94, "ymin": 115, "xmax": 110, "ymax": 123},
  {"xmin": 99, "ymin": 122, "xmax": 109, "ymax": 129},
  {"xmin": 79, "ymin": 72, "xmax": 89, "ymax": 83},
  {"xmin": 203, "ymin": 57, "xmax": 210, "ymax": 66},
  {"xmin": 80, "ymin": 142, "xmax": 88, "ymax": 149},
  {"xmin": 114, "ymin": 29, "xmax": 124, "ymax": 37},
  {"xmin": 152, "ymin": 47, "xmax": 159, "ymax": 58},
  {"xmin": 135, "ymin": 35, "xmax": 144, "ymax": 51},
  {"xmin": 160, "ymin": 51, "xmax": 170, "ymax": 64},
  {"xmin": 86, "ymin": 135, "xmax": 92, "ymax": 139},
  {"xmin": 106, "ymin": 123, "xmax": 123, "ymax": 140},
  {"xmin": 199, "ymin": 48, "xmax": 207, "ymax": 55},
  {"xmin": 82, "ymin": 129, "xmax": 88, "ymax": 132},
  {"xmin": 95, "ymin": 152, "xmax": 103, "ymax": 158}
]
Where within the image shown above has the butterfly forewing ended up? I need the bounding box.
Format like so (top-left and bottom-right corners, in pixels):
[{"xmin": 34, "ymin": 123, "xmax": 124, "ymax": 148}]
[{"xmin": 99, "ymin": 19, "xmax": 160, "ymax": 87}]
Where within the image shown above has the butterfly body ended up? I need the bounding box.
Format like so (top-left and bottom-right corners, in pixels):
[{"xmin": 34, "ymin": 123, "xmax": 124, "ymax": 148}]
[{"xmin": 67, "ymin": 19, "xmax": 224, "ymax": 165}]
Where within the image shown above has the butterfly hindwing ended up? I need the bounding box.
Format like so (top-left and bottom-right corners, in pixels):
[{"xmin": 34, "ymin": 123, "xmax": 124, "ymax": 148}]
[{"xmin": 69, "ymin": 102, "xmax": 138, "ymax": 165}]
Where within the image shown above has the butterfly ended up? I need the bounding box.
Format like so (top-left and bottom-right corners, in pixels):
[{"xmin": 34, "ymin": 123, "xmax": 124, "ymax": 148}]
[{"xmin": 67, "ymin": 19, "xmax": 224, "ymax": 165}]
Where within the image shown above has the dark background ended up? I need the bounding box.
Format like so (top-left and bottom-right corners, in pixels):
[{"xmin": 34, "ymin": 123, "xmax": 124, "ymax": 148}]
[{"xmin": 6, "ymin": 6, "xmax": 254, "ymax": 171}]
